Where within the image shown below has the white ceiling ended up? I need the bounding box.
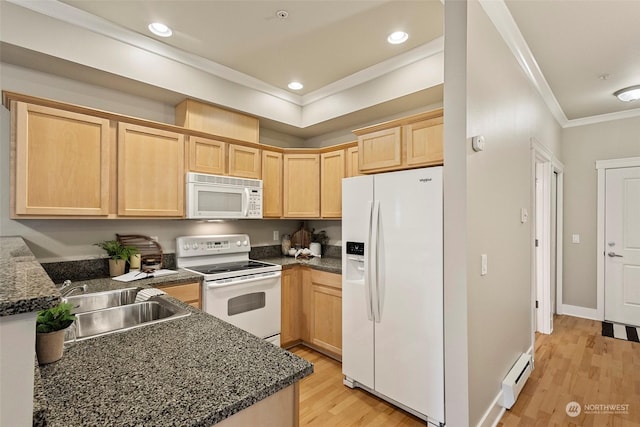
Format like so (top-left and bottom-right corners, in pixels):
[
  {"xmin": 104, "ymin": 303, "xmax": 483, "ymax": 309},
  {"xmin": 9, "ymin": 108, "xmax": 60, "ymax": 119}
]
[{"xmin": 1, "ymin": 0, "xmax": 639, "ymax": 138}]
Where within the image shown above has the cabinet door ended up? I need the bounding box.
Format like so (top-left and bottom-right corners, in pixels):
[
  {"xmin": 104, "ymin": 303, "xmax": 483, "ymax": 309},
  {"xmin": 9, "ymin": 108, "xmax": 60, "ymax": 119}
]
[
  {"xmin": 404, "ymin": 117, "xmax": 443, "ymax": 167},
  {"xmin": 280, "ymin": 268, "xmax": 301, "ymax": 347},
  {"xmin": 188, "ymin": 136, "xmax": 226, "ymax": 175},
  {"xmin": 357, "ymin": 127, "xmax": 401, "ymax": 173},
  {"xmin": 157, "ymin": 282, "xmax": 201, "ymax": 309},
  {"xmin": 262, "ymin": 150, "xmax": 283, "ymax": 218},
  {"xmin": 229, "ymin": 144, "xmax": 261, "ymax": 179},
  {"xmin": 13, "ymin": 102, "xmax": 111, "ymax": 216},
  {"xmin": 320, "ymin": 150, "xmax": 344, "ymax": 218},
  {"xmin": 345, "ymin": 146, "xmax": 362, "ymax": 177},
  {"xmin": 118, "ymin": 123, "xmax": 185, "ymax": 217},
  {"xmin": 283, "ymin": 154, "xmax": 320, "ymax": 218},
  {"xmin": 308, "ymin": 270, "xmax": 342, "ymax": 359}
]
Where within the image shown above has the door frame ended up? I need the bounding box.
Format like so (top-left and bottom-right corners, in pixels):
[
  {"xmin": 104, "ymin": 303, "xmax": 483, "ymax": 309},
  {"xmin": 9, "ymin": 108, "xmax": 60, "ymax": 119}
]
[
  {"xmin": 596, "ymin": 156, "xmax": 640, "ymax": 321},
  {"xmin": 531, "ymin": 139, "xmax": 564, "ymax": 338}
]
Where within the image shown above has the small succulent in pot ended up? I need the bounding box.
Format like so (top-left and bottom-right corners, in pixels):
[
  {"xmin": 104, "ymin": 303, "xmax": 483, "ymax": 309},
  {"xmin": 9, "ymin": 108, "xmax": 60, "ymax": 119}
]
[
  {"xmin": 35, "ymin": 302, "xmax": 76, "ymax": 364},
  {"xmin": 94, "ymin": 240, "xmax": 138, "ymax": 261},
  {"xmin": 95, "ymin": 240, "xmax": 139, "ymax": 276},
  {"xmin": 36, "ymin": 302, "xmax": 76, "ymax": 333}
]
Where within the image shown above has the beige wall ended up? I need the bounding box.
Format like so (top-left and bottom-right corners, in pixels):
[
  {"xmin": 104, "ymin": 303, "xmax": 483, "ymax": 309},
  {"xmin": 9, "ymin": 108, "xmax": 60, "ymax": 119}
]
[
  {"xmin": 561, "ymin": 117, "xmax": 640, "ymax": 308},
  {"xmin": 443, "ymin": 1, "xmax": 563, "ymax": 424}
]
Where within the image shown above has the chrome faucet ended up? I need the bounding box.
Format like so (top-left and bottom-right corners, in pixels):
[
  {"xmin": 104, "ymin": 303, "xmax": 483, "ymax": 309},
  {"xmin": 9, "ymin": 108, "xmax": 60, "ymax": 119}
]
[{"xmin": 58, "ymin": 280, "xmax": 88, "ymax": 297}]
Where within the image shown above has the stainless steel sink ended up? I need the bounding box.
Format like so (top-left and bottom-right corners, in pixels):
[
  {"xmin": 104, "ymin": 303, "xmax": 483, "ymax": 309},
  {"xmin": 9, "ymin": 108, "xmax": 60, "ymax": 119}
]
[
  {"xmin": 65, "ymin": 298, "xmax": 190, "ymax": 342},
  {"xmin": 63, "ymin": 287, "xmax": 141, "ymax": 314}
]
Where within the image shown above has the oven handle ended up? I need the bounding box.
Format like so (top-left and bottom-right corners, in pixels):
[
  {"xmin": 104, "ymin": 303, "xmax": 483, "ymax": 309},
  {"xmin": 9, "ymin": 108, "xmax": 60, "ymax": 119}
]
[{"xmin": 205, "ymin": 272, "xmax": 282, "ymax": 289}]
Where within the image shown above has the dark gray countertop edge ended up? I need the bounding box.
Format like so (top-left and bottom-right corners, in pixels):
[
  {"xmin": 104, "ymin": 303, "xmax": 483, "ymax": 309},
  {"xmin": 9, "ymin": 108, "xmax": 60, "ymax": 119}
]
[{"xmin": 0, "ymin": 237, "xmax": 60, "ymax": 317}]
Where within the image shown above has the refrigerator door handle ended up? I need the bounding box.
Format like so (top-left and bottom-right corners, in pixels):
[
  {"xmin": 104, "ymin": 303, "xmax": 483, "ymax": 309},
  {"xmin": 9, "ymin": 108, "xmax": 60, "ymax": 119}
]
[
  {"xmin": 371, "ymin": 200, "xmax": 381, "ymax": 323},
  {"xmin": 364, "ymin": 201, "xmax": 374, "ymax": 321}
]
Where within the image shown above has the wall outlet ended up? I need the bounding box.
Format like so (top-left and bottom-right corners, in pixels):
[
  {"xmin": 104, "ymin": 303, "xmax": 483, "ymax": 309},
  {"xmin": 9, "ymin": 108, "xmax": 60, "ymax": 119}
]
[
  {"xmin": 572, "ymin": 234, "xmax": 580, "ymax": 244},
  {"xmin": 273, "ymin": 230, "xmax": 279, "ymax": 241},
  {"xmin": 150, "ymin": 236, "xmax": 158, "ymax": 242}
]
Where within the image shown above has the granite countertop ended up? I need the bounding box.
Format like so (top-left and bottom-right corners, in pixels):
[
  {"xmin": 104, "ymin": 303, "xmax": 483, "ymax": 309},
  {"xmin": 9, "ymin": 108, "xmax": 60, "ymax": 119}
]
[
  {"xmin": 259, "ymin": 255, "xmax": 342, "ymax": 274},
  {"xmin": 0, "ymin": 237, "xmax": 60, "ymax": 316},
  {"xmin": 35, "ymin": 274, "xmax": 313, "ymax": 426},
  {"xmin": 56, "ymin": 269, "xmax": 203, "ymax": 292}
]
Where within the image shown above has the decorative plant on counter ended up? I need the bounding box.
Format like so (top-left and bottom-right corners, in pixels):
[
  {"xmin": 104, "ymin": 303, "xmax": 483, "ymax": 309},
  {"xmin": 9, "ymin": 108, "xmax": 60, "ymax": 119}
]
[
  {"xmin": 95, "ymin": 240, "xmax": 139, "ymax": 277},
  {"xmin": 36, "ymin": 302, "xmax": 76, "ymax": 333},
  {"xmin": 35, "ymin": 302, "xmax": 76, "ymax": 365}
]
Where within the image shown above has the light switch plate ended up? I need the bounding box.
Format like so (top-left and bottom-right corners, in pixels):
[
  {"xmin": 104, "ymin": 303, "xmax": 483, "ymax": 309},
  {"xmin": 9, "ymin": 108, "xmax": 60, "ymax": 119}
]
[
  {"xmin": 521, "ymin": 208, "xmax": 528, "ymax": 223},
  {"xmin": 481, "ymin": 254, "xmax": 488, "ymax": 276},
  {"xmin": 572, "ymin": 234, "xmax": 580, "ymax": 244},
  {"xmin": 273, "ymin": 230, "xmax": 279, "ymax": 241}
]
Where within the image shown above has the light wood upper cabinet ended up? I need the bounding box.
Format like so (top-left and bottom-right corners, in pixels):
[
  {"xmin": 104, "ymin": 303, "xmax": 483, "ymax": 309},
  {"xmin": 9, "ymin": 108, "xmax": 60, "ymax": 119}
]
[
  {"xmin": 229, "ymin": 144, "xmax": 261, "ymax": 179},
  {"xmin": 187, "ymin": 136, "xmax": 226, "ymax": 175},
  {"xmin": 117, "ymin": 123, "xmax": 185, "ymax": 217},
  {"xmin": 12, "ymin": 102, "xmax": 111, "ymax": 216},
  {"xmin": 405, "ymin": 116, "xmax": 444, "ymax": 167},
  {"xmin": 307, "ymin": 269, "xmax": 342, "ymax": 359},
  {"xmin": 345, "ymin": 145, "xmax": 362, "ymax": 178},
  {"xmin": 175, "ymin": 99, "xmax": 259, "ymax": 144},
  {"xmin": 357, "ymin": 127, "xmax": 401, "ymax": 173},
  {"xmin": 280, "ymin": 268, "xmax": 301, "ymax": 348},
  {"xmin": 283, "ymin": 153, "xmax": 320, "ymax": 218},
  {"xmin": 320, "ymin": 150, "xmax": 344, "ymax": 218},
  {"xmin": 353, "ymin": 109, "xmax": 443, "ymax": 174},
  {"xmin": 262, "ymin": 149, "xmax": 283, "ymax": 218}
]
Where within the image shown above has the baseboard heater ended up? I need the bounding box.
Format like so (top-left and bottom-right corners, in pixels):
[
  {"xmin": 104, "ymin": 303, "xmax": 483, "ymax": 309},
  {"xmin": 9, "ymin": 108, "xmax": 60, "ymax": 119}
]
[{"xmin": 501, "ymin": 353, "xmax": 533, "ymax": 409}]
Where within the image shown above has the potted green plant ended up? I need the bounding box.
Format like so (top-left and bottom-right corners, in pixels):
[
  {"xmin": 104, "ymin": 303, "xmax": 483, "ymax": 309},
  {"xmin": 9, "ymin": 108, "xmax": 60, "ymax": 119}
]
[
  {"xmin": 95, "ymin": 240, "xmax": 138, "ymax": 276},
  {"xmin": 35, "ymin": 302, "xmax": 76, "ymax": 364}
]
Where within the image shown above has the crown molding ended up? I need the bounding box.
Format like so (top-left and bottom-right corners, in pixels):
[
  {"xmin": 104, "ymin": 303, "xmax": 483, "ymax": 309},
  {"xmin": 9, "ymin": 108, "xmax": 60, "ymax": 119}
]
[
  {"xmin": 8, "ymin": 0, "xmax": 444, "ymax": 111},
  {"xmin": 478, "ymin": 0, "xmax": 568, "ymax": 127},
  {"xmin": 564, "ymin": 107, "xmax": 640, "ymax": 128}
]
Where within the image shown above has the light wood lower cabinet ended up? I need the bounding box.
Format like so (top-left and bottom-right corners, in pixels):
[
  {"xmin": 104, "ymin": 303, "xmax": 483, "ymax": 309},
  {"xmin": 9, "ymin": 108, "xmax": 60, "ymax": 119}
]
[
  {"xmin": 282, "ymin": 267, "xmax": 342, "ymax": 360},
  {"xmin": 306, "ymin": 269, "xmax": 342, "ymax": 359},
  {"xmin": 156, "ymin": 281, "xmax": 201, "ymax": 309},
  {"xmin": 280, "ymin": 268, "xmax": 301, "ymax": 347},
  {"xmin": 12, "ymin": 102, "xmax": 111, "ymax": 216},
  {"xmin": 117, "ymin": 123, "xmax": 185, "ymax": 217}
]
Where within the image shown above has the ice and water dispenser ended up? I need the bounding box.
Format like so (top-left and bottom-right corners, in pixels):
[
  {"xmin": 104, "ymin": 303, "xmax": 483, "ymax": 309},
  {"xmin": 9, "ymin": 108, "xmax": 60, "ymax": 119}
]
[{"xmin": 345, "ymin": 241, "xmax": 365, "ymax": 281}]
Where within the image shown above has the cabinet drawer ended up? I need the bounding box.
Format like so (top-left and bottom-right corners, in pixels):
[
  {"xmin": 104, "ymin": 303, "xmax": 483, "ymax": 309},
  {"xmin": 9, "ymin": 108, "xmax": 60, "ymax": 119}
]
[{"xmin": 157, "ymin": 282, "xmax": 201, "ymax": 303}]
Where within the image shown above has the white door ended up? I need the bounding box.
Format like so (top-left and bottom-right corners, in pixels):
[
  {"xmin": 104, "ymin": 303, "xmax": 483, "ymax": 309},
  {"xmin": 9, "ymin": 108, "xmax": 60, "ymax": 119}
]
[
  {"xmin": 604, "ymin": 166, "xmax": 640, "ymax": 326},
  {"xmin": 373, "ymin": 168, "xmax": 444, "ymax": 423}
]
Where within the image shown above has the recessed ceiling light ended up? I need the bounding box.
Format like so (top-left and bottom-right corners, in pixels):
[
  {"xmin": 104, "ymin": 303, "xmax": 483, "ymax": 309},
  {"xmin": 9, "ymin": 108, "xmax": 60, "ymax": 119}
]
[
  {"xmin": 148, "ymin": 22, "xmax": 172, "ymax": 37},
  {"xmin": 387, "ymin": 31, "xmax": 408, "ymax": 45},
  {"xmin": 288, "ymin": 81, "xmax": 303, "ymax": 90},
  {"xmin": 614, "ymin": 85, "xmax": 640, "ymax": 102}
]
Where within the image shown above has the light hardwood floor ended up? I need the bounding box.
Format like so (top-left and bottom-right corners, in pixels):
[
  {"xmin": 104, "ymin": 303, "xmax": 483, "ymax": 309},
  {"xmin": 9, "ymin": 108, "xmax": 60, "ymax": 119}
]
[
  {"xmin": 499, "ymin": 315, "xmax": 640, "ymax": 426},
  {"xmin": 292, "ymin": 346, "xmax": 426, "ymax": 426}
]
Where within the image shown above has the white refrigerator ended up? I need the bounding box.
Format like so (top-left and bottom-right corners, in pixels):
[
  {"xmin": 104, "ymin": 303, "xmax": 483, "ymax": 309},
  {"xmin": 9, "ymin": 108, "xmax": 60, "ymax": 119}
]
[{"xmin": 342, "ymin": 167, "xmax": 444, "ymax": 426}]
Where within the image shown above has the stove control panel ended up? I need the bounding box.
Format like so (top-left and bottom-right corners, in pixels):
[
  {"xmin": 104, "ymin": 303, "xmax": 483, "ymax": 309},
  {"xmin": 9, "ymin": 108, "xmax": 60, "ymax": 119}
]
[{"xmin": 176, "ymin": 234, "xmax": 251, "ymax": 257}]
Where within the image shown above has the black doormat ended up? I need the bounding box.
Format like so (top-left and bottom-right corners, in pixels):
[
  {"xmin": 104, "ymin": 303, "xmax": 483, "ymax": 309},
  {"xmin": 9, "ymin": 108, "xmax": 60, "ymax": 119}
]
[{"xmin": 602, "ymin": 321, "xmax": 640, "ymax": 342}]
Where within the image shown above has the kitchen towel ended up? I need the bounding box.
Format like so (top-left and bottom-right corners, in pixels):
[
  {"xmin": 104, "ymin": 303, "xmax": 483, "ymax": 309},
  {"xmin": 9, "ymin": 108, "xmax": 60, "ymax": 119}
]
[{"xmin": 134, "ymin": 288, "xmax": 167, "ymax": 303}]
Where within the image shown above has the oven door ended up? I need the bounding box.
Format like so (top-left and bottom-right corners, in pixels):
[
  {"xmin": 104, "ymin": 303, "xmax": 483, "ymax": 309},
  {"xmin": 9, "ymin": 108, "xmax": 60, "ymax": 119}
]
[
  {"xmin": 187, "ymin": 183, "xmax": 248, "ymax": 219},
  {"xmin": 203, "ymin": 271, "xmax": 281, "ymax": 341}
]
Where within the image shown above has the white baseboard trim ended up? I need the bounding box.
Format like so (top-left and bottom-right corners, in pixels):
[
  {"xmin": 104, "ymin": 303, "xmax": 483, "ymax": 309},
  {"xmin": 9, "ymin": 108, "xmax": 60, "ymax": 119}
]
[
  {"xmin": 476, "ymin": 390, "xmax": 505, "ymax": 427},
  {"xmin": 476, "ymin": 346, "xmax": 534, "ymax": 427},
  {"xmin": 561, "ymin": 304, "xmax": 602, "ymax": 321}
]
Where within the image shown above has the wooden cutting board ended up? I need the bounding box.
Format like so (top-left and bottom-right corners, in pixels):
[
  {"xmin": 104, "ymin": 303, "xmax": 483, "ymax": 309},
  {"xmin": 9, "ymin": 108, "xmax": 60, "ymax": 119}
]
[{"xmin": 290, "ymin": 223, "xmax": 311, "ymax": 249}]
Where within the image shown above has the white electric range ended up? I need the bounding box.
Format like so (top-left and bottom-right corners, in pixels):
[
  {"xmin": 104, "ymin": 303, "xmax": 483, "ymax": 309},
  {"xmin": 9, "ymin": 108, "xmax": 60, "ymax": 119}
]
[{"xmin": 176, "ymin": 234, "xmax": 282, "ymax": 345}]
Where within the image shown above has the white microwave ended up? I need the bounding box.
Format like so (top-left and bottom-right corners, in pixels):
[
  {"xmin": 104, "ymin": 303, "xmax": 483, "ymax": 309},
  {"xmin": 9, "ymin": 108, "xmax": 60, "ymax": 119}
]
[{"xmin": 186, "ymin": 173, "xmax": 263, "ymax": 219}]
